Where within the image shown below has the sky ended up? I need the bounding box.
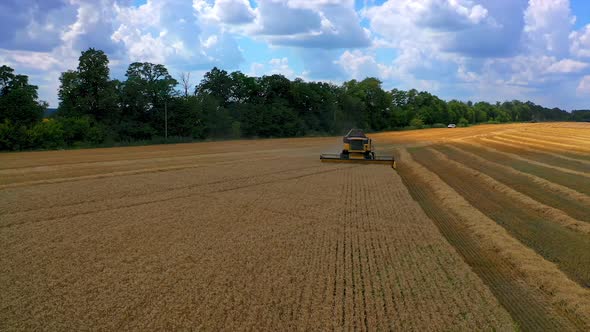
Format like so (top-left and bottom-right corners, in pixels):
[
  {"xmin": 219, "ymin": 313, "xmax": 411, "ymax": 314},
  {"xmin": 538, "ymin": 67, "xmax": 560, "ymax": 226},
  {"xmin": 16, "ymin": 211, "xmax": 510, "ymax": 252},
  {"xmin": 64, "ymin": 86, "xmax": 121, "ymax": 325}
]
[{"xmin": 1, "ymin": 0, "xmax": 589, "ymax": 110}]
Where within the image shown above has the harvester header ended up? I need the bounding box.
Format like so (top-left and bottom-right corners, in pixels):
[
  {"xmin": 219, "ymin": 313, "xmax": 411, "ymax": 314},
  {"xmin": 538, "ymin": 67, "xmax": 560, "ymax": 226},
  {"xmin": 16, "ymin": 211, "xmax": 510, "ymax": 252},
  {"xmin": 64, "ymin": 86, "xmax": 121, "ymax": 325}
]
[{"xmin": 320, "ymin": 129, "xmax": 396, "ymax": 168}]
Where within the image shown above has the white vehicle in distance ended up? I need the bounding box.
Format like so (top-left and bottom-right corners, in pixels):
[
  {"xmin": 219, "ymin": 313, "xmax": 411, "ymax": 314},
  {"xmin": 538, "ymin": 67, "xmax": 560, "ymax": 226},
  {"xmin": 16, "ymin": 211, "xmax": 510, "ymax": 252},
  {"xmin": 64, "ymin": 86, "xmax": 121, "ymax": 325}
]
[{"xmin": 448, "ymin": 123, "xmax": 456, "ymax": 128}]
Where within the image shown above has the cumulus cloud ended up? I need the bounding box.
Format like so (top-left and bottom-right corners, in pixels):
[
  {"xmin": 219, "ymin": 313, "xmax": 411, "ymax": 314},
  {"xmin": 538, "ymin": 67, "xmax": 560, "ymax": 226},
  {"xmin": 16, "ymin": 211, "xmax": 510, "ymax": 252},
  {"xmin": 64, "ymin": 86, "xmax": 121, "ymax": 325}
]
[
  {"xmin": 1, "ymin": 0, "xmax": 248, "ymax": 106},
  {"xmin": 524, "ymin": 0, "xmax": 575, "ymax": 56},
  {"xmin": 249, "ymin": 57, "xmax": 297, "ymax": 78},
  {"xmin": 268, "ymin": 57, "xmax": 296, "ymax": 77},
  {"xmin": 0, "ymin": 50, "xmax": 62, "ymax": 71},
  {"xmin": 336, "ymin": 50, "xmax": 442, "ymax": 92},
  {"xmin": 362, "ymin": 0, "xmax": 590, "ymax": 108},
  {"xmin": 194, "ymin": 0, "xmax": 255, "ymax": 25},
  {"xmin": 254, "ymin": 0, "xmax": 370, "ymax": 48},
  {"xmin": 545, "ymin": 59, "xmax": 588, "ymax": 73},
  {"xmin": 570, "ymin": 24, "xmax": 590, "ymax": 58},
  {"xmin": 255, "ymin": 0, "xmax": 322, "ymax": 35},
  {"xmin": 1, "ymin": 0, "xmax": 589, "ymax": 109},
  {"xmin": 365, "ymin": 0, "xmax": 527, "ymax": 58},
  {"xmin": 577, "ymin": 75, "xmax": 590, "ymax": 95},
  {"xmin": 298, "ymin": 49, "xmax": 345, "ymax": 80},
  {"xmin": 337, "ymin": 50, "xmax": 392, "ymax": 80},
  {"xmin": 64, "ymin": 0, "xmax": 123, "ymax": 54},
  {"xmin": 0, "ymin": 0, "xmax": 77, "ymax": 52},
  {"xmin": 112, "ymin": 0, "xmax": 243, "ymax": 70}
]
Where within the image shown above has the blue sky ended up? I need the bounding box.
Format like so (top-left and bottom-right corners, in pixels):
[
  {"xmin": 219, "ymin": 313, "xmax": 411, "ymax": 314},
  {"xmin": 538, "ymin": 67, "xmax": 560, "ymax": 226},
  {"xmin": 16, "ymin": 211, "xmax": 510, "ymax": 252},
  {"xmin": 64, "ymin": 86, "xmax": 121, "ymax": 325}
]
[{"xmin": 1, "ymin": 0, "xmax": 589, "ymax": 109}]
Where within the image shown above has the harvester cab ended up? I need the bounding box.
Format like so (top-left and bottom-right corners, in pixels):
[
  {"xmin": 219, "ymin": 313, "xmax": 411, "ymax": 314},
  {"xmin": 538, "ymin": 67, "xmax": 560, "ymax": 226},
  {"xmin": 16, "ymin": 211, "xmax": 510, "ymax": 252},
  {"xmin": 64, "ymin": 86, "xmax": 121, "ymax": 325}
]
[{"xmin": 320, "ymin": 129, "xmax": 396, "ymax": 168}]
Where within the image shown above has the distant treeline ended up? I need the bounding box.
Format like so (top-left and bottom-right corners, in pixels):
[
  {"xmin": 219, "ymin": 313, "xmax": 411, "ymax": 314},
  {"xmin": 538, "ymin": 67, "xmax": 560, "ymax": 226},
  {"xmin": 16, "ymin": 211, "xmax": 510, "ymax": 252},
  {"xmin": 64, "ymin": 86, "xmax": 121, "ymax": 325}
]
[{"xmin": 1, "ymin": 48, "xmax": 587, "ymax": 151}]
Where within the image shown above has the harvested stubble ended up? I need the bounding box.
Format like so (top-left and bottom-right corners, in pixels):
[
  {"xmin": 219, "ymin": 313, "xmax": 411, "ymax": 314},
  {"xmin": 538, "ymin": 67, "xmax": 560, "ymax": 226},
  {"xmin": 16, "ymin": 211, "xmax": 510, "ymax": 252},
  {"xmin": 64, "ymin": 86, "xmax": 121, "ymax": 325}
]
[
  {"xmin": 497, "ymin": 134, "xmax": 590, "ymax": 161},
  {"xmin": 428, "ymin": 146, "xmax": 590, "ymax": 234},
  {"xmin": 477, "ymin": 137, "xmax": 590, "ymax": 174},
  {"xmin": 396, "ymin": 149, "xmax": 588, "ymax": 331},
  {"xmin": 0, "ymin": 137, "xmax": 512, "ymax": 330},
  {"xmin": 395, "ymin": 147, "xmax": 590, "ymax": 331},
  {"xmin": 470, "ymin": 138, "xmax": 590, "ymax": 177},
  {"xmin": 432, "ymin": 144, "xmax": 590, "ymax": 223},
  {"xmin": 457, "ymin": 141, "xmax": 590, "ymax": 196},
  {"xmin": 409, "ymin": 147, "xmax": 590, "ymax": 288}
]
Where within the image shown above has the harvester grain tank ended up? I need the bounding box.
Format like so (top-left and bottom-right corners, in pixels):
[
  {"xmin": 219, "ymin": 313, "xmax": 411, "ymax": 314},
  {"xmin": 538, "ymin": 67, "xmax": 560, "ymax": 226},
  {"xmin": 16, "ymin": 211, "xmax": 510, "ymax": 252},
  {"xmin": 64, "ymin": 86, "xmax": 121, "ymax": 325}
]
[{"xmin": 320, "ymin": 129, "xmax": 396, "ymax": 168}]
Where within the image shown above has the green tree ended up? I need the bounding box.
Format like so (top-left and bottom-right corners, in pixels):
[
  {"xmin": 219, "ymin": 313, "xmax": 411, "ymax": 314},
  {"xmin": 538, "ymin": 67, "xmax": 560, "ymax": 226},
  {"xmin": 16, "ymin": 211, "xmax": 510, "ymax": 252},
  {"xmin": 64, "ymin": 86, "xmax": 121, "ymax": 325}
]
[
  {"xmin": 458, "ymin": 117, "xmax": 469, "ymax": 127},
  {"xmin": 119, "ymin": 62, "xmax": 178, "ymax": 139},
  {"xmin": 168, "ymin": 96, "xmax": 206, "ymax": 138},
  {"xmin": 410, "ymin": 117, "xmax": 424, "ymax": 129},
  {"xmin": 57, "ymin": 49, "xmax": 118, "ymax": 123},
  {"xmin": 26, "ymin": 119, "xmax": 64, "ymax": 149},
  {"xmin": 76, "ymin": 48, "xmax": 114, "ymax": 120},
  {"xmin": 195, "ymin": 67, "xmax": 233, "ymax": 106},
  {"xmin": 473, "ymin": 102, "xmax": 492, "ymax": 122},
  {"xmin": 342, "ymin": 78, "xmax": 391, "ymax": 131},
  {"xmin": 0, "ymin": 65, "xmax": 45, "ymax": 127},
  {"xmin": 57, "ymin": 70, "xmax": 80, "ymax": 117}
]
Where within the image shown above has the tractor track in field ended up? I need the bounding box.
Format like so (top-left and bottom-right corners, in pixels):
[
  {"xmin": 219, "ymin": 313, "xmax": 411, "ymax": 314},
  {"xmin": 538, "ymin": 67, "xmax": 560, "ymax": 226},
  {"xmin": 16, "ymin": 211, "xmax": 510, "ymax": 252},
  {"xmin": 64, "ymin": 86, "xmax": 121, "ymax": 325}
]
[
  {"xmin": 0, "ymin": 163, "xmax": 325, "ymax": 214},
  {"xmin": 0, "ymin": 165, "xmax": 358, "ymax": 229},
  {"xmin": 0, "ymin": 153, "xmax": 306, "ymax": 189}
]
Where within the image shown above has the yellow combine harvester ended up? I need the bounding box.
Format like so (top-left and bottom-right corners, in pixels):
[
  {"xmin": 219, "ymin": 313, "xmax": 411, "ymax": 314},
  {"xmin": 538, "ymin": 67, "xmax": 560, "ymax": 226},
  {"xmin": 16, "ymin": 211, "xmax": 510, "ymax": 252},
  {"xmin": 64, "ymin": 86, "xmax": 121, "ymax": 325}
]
[{"xmin": 320, "ymin": 129, "xmax": 396, "ymax": 168}]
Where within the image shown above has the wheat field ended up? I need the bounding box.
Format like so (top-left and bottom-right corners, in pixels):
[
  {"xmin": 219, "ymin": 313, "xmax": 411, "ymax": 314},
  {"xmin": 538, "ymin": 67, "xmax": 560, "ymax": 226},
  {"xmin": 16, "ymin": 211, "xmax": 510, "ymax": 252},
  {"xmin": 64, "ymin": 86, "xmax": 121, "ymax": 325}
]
[{"xmin": 1, "ymin": 123, "xmax": 589, "ymax": 330}]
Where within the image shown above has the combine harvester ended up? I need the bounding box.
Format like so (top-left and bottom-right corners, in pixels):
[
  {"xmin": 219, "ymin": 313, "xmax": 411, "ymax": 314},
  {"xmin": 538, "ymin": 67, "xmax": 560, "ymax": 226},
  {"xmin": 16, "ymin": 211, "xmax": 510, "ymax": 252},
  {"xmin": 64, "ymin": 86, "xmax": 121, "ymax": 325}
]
[{"xmin": 320, "ymin": 129, "xmax": 396, "ymax": 168}]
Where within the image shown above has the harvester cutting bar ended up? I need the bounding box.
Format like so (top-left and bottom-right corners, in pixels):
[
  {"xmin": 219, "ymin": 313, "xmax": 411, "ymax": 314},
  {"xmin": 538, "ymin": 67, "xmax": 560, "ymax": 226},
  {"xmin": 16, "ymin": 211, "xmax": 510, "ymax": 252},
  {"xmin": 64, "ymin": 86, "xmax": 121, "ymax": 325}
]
[{"xmin": 320, "ymin": 154, "xmax": 396, "ymax": 168}]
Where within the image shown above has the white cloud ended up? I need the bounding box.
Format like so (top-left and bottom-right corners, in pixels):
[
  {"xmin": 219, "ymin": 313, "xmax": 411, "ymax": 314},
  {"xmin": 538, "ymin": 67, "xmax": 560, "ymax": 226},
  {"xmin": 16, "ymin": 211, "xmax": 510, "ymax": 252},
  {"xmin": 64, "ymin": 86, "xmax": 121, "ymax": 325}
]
[
  {"xmin": 545, "ymin": 59, "xmax": 588, "ymax": 73},
  {"xmin": 570, "ymin": 24, "xmax": 590, "ymax": 58},
  {"xmin": 523, "ymin": 0, "xmax": 575, "ymax": 55},
  {"xmin": 249, "ymin": 57, "xmax": 297, "ymax": 78},
  {"xmin": 361, "ymin": 0, "xmax": 589, "ymax": 109},
  {"xmin": 473, "ymin": 56, "xmax": 555, "ymax": 86},
  {"xmin": 364, "ymin": 0, "xmax": 523, "ymax": 58},
  {"xmin": 249, "ymin": 62, "xmax": 266, "ymax": 76},
  {"xmin": 0, "ymin": 0, "xmax": 77, "ymax": 52},
  {"xmin": 112, "ymin": 0, "xmax": 243, "ymax": 70},
  {"xmin": 457, "ymin": 64, "xmax": 478, "ymax": 82},
  {"xmin": 252, "ymin": 0, "xmax": 370, "ymax": 48},
  {"xmin": 337, "ymin": 50, "xmax": 392, "ymax": 80},
  {"xmin": 194, "ymin": 0, "xmax": 255, "ymax": 25},
  {"xmin": 1, "ymin": 0, "xmax": 247, "ymax": 106},
  {"xmin": 286, "ymin": 0, "xmax": 355, "ymax": 9},
  {"xmin": 2, "ymin": 0, "xmax": 589, "ymax": 109},
  {"xmin": 336, "ymin": 49, "xmax": 441, "ymax": 92},
  {"xmin": 0, "ymin": 50, "xmax": 61, "ymax": 71},
  {"xmin": 269, "ymin": 57, "xmax": 295, "ymax": 77},
  {"xmin": 577, "ymin": 75, "xmax": 590, "ymax": 95},
  {"xmin": 202, "ymin": 35, "xmax": 218, "ymax": 49}
]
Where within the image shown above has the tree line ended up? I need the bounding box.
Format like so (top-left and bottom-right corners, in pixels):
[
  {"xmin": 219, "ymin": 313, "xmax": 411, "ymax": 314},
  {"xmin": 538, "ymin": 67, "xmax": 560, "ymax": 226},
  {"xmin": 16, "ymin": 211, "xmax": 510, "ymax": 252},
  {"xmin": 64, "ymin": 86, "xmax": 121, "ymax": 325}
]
[{"xmin": 1, "ymin": 48, "xmax": 587, "ymax": 151}]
